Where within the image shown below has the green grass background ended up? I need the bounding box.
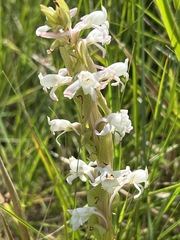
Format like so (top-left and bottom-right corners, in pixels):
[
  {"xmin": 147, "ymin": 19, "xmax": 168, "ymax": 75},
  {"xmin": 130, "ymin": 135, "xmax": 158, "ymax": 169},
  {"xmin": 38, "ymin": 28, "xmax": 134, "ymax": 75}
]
[{"xmin": 0, "ymin": 0, "xmax": 180, "ymax": 239}]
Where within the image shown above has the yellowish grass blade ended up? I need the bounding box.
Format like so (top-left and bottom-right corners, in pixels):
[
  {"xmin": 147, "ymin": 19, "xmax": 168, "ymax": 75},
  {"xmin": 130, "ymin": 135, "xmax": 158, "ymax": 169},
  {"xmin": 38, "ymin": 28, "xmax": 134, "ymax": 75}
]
[{"xmin": 155, "ymin": 0, "xmax": 180, "ymax": 61}]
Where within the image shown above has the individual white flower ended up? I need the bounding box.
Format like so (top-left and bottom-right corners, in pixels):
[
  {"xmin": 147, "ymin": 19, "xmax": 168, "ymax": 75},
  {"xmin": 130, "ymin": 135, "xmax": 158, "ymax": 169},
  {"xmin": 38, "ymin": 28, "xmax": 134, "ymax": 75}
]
[
  {"xmin": 92, "ymin": 165, "xmax": 131, "ymax": 195},
  {"xmin": 63, "ymin": 71, "xmax": 101, "ymax": 101},
  {"xmin": 73, "ymin": 6, "xmax": 107, "ymax": 33},
  {"xmin": 67, "ymin": 206, "xmax": 107, "ymax": 231},
  {"xmin": 103, "ymin": 167, "xmax": 148, "ymax": 210},
  {"xmin": 95, "ymin": 110, "xmax": 133, "ymax": 143},
  {"xmin": 47, "ymin": 117, "xmax": 81, "ymax": 146},
  {"xmin": 85, "ymin": 22, "xmax": 110, "ymax": 45},
  {"xmin": 38, "ymin": 68, "xmax": 72, "ymax": 101},
  {"xmin": 90, "ymin": 165, "xmax": 131, "ymax": 187},
  {"xmin": 90, "ymin": 165, "xmax": 113, "ymax": 186},
  {"xmin": 94, "ymin": 58, "xmax": 129, "ymax": 91},
  {"xmin": 84, "ymin": 22, "xmax": 111, "ymax": 58},
  {"xmin": 127, "ymin": 167, "xmax": 149, "ymax": 198},
  {"xmin": 61, "ymin": 156, "xmax": 97, "ymax": 184}
]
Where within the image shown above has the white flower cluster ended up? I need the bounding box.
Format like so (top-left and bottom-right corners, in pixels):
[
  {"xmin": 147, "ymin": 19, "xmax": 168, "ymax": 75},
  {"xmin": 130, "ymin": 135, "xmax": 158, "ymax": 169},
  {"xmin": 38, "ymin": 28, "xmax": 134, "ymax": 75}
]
[
  {"xmin": 47, "ymin": 109, "xmax": 133, "ymax": 145},
  {"xmin": 62, "ymin": 156, "xmax": 148, "ymax": 230},
  {"xmin": 61, "ymin": 156, "xmax": 148, "ymax": 198},
  {"xmin": 36, "ymin": 6, "xmax": 110, "ymax": 55},
  {"xmin": 37, "ymin": 6, "xmax": 129, "ymax": 102},
  {"xmin": 37, "ymin": 4, "xmax": 148, "ymax": 233}
]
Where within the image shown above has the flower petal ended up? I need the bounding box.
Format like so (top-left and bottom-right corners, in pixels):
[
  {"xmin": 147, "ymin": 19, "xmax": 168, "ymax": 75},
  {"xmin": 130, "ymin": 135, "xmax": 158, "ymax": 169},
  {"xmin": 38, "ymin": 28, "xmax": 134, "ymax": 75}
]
[{"xmin": 63, "ymin": 81, "xmax": 81, "ymax": 99}]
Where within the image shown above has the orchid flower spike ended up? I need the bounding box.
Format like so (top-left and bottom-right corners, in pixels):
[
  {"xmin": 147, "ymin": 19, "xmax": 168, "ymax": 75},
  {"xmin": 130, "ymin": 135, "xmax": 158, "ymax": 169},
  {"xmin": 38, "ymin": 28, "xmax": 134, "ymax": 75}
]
[
  {"xmin": 63, "ymin": 71, "xmax": 101, "ymax": 101},
  {"xmin": 38, "ymin": 68, "xmax": 72, "ymax": 101},
  {"xmin": 95, "ymin": 109, "xmax": 133, "ymax": 143},
  {"xmin": 61, "ymin": 156, "xmax": 97, "ymax": 184},
  {"xmin": 67, "ymin": 206, "xmax": 107, "ymax": 231},
  {"xmin": 47, "ymin": 117, "xmax": 81, "ymax": 146}
]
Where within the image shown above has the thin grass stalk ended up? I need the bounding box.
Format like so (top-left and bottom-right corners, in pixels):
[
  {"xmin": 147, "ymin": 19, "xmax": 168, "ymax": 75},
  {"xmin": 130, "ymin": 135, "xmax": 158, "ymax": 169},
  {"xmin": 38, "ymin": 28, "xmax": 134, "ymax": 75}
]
[
  {"xmin": 130, "ymin": 0, "xmax": 139, "ymax": 157},
  {"xmin": 0, "ymin": 205, "xmax": 47, "ymax": 239},
  {"xmin": 157, "ymin": 219, "xmax": 180, "ymax": 240},
  {"xmin": 148, "ymin": 58, "xmax": 168, "ymax": 162},
  {"xmin": 0, "ymin": 157, "xmax": 31, "ymax": 240},
  {"xmin": 155, "ymin": 0, "xmax": 180, "ymax": 61},
  {"xmin": 1, "ymin": 213, "xmax": 14, "ymax": 240},
  {"xmin": 140, "ymin": 0, "xmax": 147, "ymax": 165},
  {"xmin": 0, "ymin": 0, "xmax": 2, "ymax": 82}
]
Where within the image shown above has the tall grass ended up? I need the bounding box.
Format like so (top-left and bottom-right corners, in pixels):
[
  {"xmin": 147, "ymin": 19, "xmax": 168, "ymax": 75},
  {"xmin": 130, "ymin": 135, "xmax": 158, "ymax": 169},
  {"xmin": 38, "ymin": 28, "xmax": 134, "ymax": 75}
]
[{"xmin": 0, "ymin": 0, "xmax": 179, "ymax": 239}]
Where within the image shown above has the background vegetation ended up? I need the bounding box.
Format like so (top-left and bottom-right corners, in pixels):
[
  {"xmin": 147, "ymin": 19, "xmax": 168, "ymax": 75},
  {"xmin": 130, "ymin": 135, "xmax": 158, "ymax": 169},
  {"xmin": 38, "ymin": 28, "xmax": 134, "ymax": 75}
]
[{"xmin": 0, "ymin": 0, "xmax": 179, "ymax": 239}]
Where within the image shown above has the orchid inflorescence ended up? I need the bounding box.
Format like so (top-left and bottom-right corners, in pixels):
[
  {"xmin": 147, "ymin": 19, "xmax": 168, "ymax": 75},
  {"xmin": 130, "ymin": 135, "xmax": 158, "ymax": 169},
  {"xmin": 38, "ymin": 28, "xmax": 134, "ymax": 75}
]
[{"xmin": 36, "ymin": 0, "xmax": 148, "ymax": 237}]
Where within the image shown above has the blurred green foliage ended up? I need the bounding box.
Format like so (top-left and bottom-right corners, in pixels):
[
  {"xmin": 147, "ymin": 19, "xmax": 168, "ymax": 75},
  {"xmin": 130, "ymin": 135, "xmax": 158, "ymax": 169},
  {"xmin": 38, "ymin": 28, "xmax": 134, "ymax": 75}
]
[{"xmin": 0, "ymin": 0, "xmax": 179, "ymax": 239}]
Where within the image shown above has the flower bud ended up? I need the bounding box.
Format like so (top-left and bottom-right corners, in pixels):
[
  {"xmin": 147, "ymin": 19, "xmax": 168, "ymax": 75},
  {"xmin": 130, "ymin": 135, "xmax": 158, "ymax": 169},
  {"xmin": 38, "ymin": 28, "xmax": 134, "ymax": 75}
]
[{"xmin": 40, "ymin": 0, "xmax": 71, "ymax": 30}]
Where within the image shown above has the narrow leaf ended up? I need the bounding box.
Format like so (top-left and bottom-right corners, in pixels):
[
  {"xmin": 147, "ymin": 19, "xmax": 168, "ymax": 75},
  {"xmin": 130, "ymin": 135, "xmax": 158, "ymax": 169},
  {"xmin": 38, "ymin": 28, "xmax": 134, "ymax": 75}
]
[{"xmin": 155, "ymin": 0, "xmax": 180, "ymax": 61}]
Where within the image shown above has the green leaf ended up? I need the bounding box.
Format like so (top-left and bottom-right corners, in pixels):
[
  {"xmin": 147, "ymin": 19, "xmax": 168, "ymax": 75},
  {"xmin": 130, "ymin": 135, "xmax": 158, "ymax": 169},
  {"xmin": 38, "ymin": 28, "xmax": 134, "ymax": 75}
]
[{"xmin": 155, "ymin": 0, "xmax": 180, "ymax": 61}]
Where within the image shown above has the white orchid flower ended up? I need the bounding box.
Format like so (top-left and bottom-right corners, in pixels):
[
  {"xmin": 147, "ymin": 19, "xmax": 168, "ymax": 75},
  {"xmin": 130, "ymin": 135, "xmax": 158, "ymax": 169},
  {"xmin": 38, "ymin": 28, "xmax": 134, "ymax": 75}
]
[
  {"xmin": 102, "ymin": 167, "xmax": 148, "ymax": 210},
  {"xmin": 67, "ymin": 206, "xmax": 107, "ymax": 231},
  {"xmin": 47, "ymin": 117, "xmax": 81, "ymax": 146},
  {"xmin": 73, "ymin": 6, "xmax": 107, "ymax": 33},
  {"xmin": 90, "ymin": 165, "xmax": 131, "ymax": 187},
  {"xmin": 63, "ymin": 71, "xmax": 101, "ymax": 101},
  {"xmin": 128, "ymin": 167, "xmax": 149, "ymax": 198},
  {"xmin": 95, "ymin": 110, "xmax": 133, "ymax": 143},
  {"xmin": 94, "ymin": 58, "xmax": 129, "ymax": 91},
  {"xmin": 84, "ymin": 21, "xmax": 111, "ymax": 58},
  {"xmin": 38, "ymin": 68, "xmax": 72, "ymax": 101},
  {"xmin": 90, "ymin": 165, "xmax": 113, "ymax": 187},
  {"xmin": 85, "ymin": 22, "xmax": 110, "ymax": 45},
  {"xmin": 61, "ymin": 156, "xmax": 97, "ymax": 184}
]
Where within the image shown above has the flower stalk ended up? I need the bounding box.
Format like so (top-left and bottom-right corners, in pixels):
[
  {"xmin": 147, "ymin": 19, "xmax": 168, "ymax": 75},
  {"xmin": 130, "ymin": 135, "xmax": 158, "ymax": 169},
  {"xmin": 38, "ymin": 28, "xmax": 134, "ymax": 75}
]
[{"xmin": 36, "ymin": 1, "xmax": 148, "ymax": 239}]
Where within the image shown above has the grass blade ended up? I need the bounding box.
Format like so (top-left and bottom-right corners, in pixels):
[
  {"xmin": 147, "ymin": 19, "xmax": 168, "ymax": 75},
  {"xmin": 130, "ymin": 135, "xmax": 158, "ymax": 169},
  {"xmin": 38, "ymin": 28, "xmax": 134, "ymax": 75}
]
[
  {"xmin": 0, "ymin": 157, "xmax": 31, "ymax": 240},
  {"xmin": 155, "ymin": 0, "xmax": 180, "ymax": 61},
  {"xmin": 1, "ymin": 213, "xmax": 14, "ymax": 240}
]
